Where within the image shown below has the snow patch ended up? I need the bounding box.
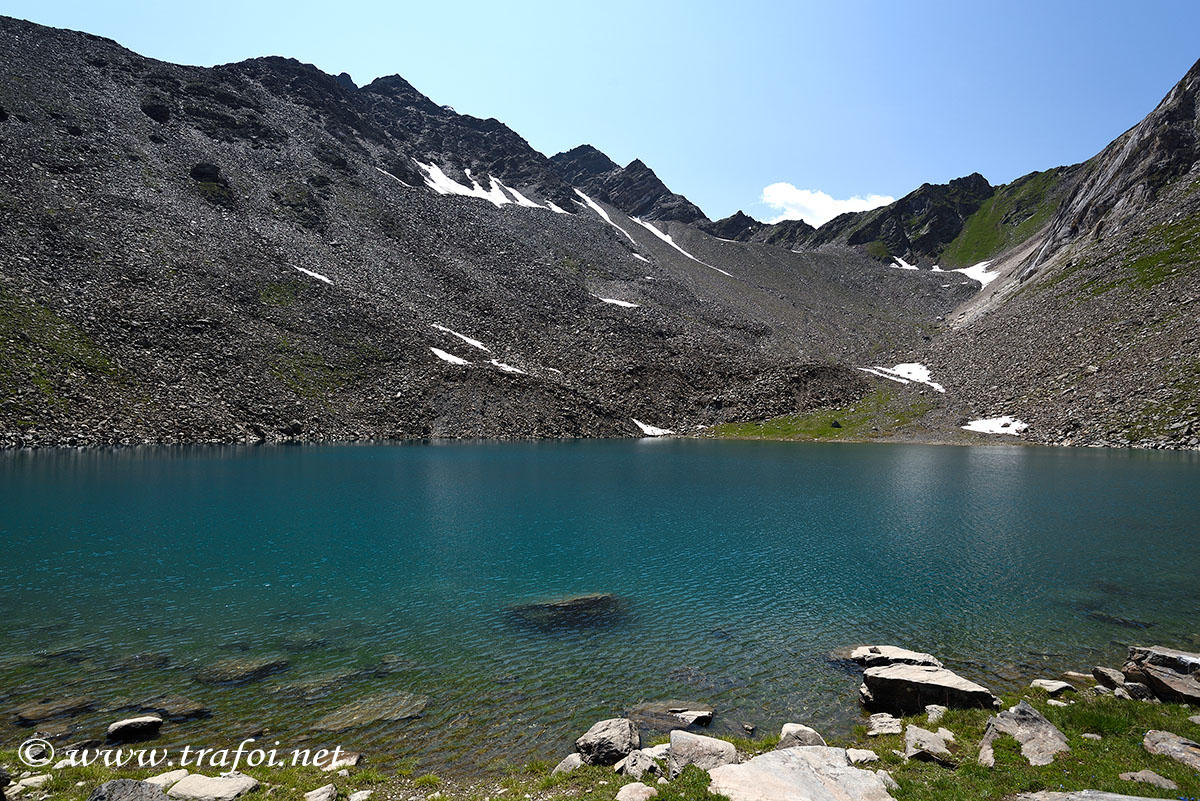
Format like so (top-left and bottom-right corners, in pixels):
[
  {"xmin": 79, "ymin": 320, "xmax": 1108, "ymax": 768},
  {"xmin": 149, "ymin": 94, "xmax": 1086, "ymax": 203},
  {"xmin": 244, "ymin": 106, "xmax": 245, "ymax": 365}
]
[
  {"xmin": 545, "ymin": 201, "xmax": 568, "ymax": 214},
  {"xmin": 595, "ymin": 296, "xmax": 640, "ymax": 308},
  {"xmin": 575, "ymin": 189, "xmax": 637, "ymax": 243},
  {"xmin": 891, "ymin": 256, "xmax": 919, "ymax": 271},
  {"xmin": 632, "ymin": 254, "xmax": 650, "ymax": 263},
  {"xmin": 432, "ymin": 323, "xmax": 490, "ymax": 352},
  {"xmin": 492, "ymin": 177, "xmax": 544, "ymax": 209},
  {"xmin": 292, "ymin": 266, "xmax": 331, "ymax": 284},
  {"xmin": 962, "ymin": 416, "xmax": 1028, "ymax": 435},
  {"xmin": 431, "ymin": 347, "xmax": 471, "ymax": 366},
  {"xmin": 489, "ymin": 359, "xmax": 526, "ymax": 374},
  {"xmin": 953, "ymin": 260, "xmax": 1000, "ymax": 286},
  {"xmin": 857, "ymin": 362, "xmax": 945, "ymax": 393},
  {"xmin": 632, "ymin": 419, "xmax": 674, "ymax": 436},
  {"xmin": 414, "ymin": 161, "xmax": 510, "ymax": 207},
  {"xmin": 630, "ymin": 216, "xmax": 733, "ymax": 277},
  {"xmin": 375, "ymin": 167, "xmax": 411, "ymax": 187}
]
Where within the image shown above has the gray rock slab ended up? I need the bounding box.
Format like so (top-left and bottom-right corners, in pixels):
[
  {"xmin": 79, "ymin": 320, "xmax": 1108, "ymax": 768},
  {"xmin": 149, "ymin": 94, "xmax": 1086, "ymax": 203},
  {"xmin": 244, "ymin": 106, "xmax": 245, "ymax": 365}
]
[
  {"xmin": 86, "ymin": 781, "xmax": 171, "ymax": 801},
  {"xmin": 850, "ymin": 646, "xmax": 943, "ymax": 668},
  {"xmin": 904, "ymin": 725, "xmax": 956, "ymax": 765},
  {"xmin": 166, "ymin": 774, "xmax": 258, "ymax": 801},
  {"xmin": 667, "ymin": 730, "xmax": 736, "ymax": 778},
  {"xmin": 979, "ymin": 701, "xmax": 1069, "ymax": 767},
  {"xmin": 708, "ymin": 747, "xmax": 895, "ymax": 801},
  {"xmin": 867, "ymin": 713, "xmax": 902, "ymax": 736},
  {"xmin": 776, "ymin": 723, "xmax": 826, "ymax": 749},
  {"xmin": 1119, "ymin": 770, "xmax": 1177, "ymax": 790},
  {"xmin": 1031, "ymin": 679, "xmax": 1075, "ymax": 696},
  {"xmin": 1143, "ymin": 729, "xmax": 1200, "ymax": 771},
  {"xmin": 861, "ymin": 664, "xmax": 998, "ymax": 713},
  {"xmin": 576, "ymin": 717, "xmax": 639, "ymax": 766}
]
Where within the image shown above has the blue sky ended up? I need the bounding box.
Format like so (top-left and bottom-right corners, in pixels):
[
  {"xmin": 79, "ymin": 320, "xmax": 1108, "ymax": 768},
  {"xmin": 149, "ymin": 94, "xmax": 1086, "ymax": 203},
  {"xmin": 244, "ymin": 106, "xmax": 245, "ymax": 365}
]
[{"xmin": 8, "ymin": 1, "xmax": 1200, "ymax": 224}]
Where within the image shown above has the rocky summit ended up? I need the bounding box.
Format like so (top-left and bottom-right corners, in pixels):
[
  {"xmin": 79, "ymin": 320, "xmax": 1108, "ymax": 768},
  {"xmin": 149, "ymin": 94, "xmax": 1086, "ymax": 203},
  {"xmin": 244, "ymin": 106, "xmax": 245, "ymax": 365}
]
[{"xmin": 0, "ymin": 16, "xmax": 1197, "ymax": 449}]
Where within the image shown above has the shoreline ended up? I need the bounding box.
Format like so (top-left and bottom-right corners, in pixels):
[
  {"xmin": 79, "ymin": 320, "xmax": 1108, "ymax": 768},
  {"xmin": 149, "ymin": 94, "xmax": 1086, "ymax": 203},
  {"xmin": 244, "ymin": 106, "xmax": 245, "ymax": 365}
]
[{"xmin": 5, "ymin": 644, "xmax": 1198, "ymax": 801}]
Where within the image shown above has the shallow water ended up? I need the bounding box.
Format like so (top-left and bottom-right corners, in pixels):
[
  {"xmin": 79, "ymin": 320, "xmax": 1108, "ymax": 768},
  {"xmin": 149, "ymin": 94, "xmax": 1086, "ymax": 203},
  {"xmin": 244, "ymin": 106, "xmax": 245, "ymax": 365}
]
[{"xmin": 1, "ymin": 440, "xmax": 1198, "ymax": 772}]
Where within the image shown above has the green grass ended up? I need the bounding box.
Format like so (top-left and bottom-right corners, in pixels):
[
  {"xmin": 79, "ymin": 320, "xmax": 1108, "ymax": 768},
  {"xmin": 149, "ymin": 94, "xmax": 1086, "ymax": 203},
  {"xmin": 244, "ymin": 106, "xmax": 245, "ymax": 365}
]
[
  {"xmin": 1093, "ymin": 213, "xmax": 1200, "ymax": 292},
  {"xmin": 866, "ymin": 240, "xmax": 891, "ymax": 261},
  {"xmin": 269, "ymin": 336, "xmax": 354, "ymax": 404},
  {"xmin": 259, "ymin": 281, "xmax": 300, "ymax": 307},
  {"xmin": 833, "ymin": 690, "xmax": 1200, "ymax": 801},
  {"xmin": 940, "ymin": 169, "xmax": 1065, "ymax": 267},
  {"xmin": 704, "ymin": 388, "xmax": 933, "ymax": 441},
  {"xmin": 0, "ymin": 286, "xmax": 120, "ymax": 419}
]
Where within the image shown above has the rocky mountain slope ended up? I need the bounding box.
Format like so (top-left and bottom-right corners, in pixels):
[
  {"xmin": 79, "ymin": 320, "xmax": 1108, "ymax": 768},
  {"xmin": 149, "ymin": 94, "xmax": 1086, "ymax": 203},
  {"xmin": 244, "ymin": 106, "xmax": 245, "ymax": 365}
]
[
  {"xmin": 0, "ymin": 15, "xmax": 1196, "ymax": 450},
  {"xmin": 0, "ymin": 15, "xmax": 967, "ymax": 447}
]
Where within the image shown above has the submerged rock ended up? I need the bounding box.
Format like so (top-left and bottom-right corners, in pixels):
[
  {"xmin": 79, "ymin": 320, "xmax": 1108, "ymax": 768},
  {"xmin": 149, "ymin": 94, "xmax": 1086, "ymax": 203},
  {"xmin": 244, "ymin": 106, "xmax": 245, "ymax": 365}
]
[
  {"xmin": 507, "ymin": 593, "xmax": 628, "ymax": 629},
  {"xmin": 708, "ymin": 747, "xmax": 895, "ymax": 801},
  {"xmin": 13, "ymin": 696, "xmax": 95, "ymax": 724},
  {"xmin": 194, "ymin": 657, "xmax": 289, "ymax": 685},
  {"xmin": 628, "ymin": 701, "xmax": 714, "ymax": 732},
  {"xmin": 139, "ymin": 695, "xmax": 211, "ymax": 722},
  {"xmin": 313, "ymin": 692, "xmax": 427, "ymax": 731},
  {"xmin": 860, "ymin": 664, "xmax": 999, "ymax": 713},
  {"xmin": 979, "ymin": 701, "xmax": 1069, "ymax": 767},
  {"xmin": 575, "ymin": 717, "xmax": 639, "ymax": 766}
]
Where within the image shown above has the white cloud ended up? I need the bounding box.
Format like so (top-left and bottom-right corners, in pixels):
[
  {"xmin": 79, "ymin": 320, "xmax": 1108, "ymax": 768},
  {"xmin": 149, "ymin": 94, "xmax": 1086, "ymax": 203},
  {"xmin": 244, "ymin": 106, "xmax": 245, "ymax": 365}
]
[{"xmin": 760, "ymin": 183, "xmax": 894, "ymax": 227}]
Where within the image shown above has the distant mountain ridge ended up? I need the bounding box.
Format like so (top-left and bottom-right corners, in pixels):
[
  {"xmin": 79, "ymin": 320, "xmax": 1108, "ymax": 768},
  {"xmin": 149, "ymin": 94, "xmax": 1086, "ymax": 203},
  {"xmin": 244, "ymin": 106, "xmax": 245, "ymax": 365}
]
[{"xmin": 0, "ymin": 14, "xmax": 1197, "ymax": 450}]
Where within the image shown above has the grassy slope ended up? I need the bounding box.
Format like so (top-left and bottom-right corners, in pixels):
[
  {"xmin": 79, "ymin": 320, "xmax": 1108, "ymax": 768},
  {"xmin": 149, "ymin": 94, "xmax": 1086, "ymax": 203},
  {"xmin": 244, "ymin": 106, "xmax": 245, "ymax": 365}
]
[
  {"xmin": 701, "ymin": 387, "xmax": 936, "ymax": 442},
  {"xmin": 5, "ymin": 690, "xmax": 1197, "ymax": 801},
  {"xmin": 939, "ymin": 169, "xmax": 1066, "ymax": 268}
]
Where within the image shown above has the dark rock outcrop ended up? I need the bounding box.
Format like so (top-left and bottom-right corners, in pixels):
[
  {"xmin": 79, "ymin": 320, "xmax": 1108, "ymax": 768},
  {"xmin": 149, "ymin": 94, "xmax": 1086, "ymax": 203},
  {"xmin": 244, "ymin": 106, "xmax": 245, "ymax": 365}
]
[
  {"xmin": 508, "ymin": 593, "xmax": 628, "ymax": 630},
  {"xmin": 549, "ymin": 145, "xmax": 709, "ymax": 223}
]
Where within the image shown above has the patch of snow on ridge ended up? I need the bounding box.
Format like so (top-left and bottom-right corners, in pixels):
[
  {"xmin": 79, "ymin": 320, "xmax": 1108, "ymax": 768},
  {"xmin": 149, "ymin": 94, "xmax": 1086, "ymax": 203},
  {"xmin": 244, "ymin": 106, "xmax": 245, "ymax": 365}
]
[
  {"xmin": 575, "ymin": 189, "xmax": 637, "ymax": 243},
  {"xmin": 292, "ymin": 266, "xmax": 331, "ymax": 284},
  {"xmin": 414, "ymin": 161, "xmax": 510, "ymax": 207},
  {"xmin": 430, "ymin": 347, "xmax": 471, "ymax": 366},
  {"xmin": 962, "ymin": 416, "xmax": 1028, "ymax": 434},
  {"xmin": 375, "ymin": 167, "xmax": 411, "ymax": 187},
  {"xmin": 858, "ymin": 362, "xmax": 945, "ymax": 393},
  {"xmin": 432, "ymin": 323, "xmax": 490, "ymax": 352},
  {"xmin": 954, "ymin": 260, "xmax": 1000, "ymax": 286},
  {"xmin": 630, "ymin": 216, "xmax": 733, "ymax": 277},
  {"xmin": 632, "ymin": 254, "xmax": 650, "ymax": 263},
  {"xmin": 492, "ymin": 177, "xmax": 543, "ymax": 209},
  {"xmin": 891, "ymin": 256, "xmax": 919, "ymax": 270},
  {"xmin": 595, "ymin": 296, "xmax": 640, "ymax": 308},
  {"xmin": 546, "ymin": 201, "xmax": 568, "ymax": 214},
  {"xmin": 632, "ymin": 419, "xmax": 674, "ymax": 436},
  {"xmin": 489, "ymin": 359, "xmax": 526, "ymax": 374}
]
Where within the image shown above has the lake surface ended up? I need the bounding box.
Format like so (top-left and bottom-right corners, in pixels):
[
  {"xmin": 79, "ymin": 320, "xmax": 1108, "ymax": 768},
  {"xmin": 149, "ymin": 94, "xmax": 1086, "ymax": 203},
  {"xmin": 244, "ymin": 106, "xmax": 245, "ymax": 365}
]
[{"xmin": 2, "ymin": 440, "xmax": 1198, "ymax": 772}]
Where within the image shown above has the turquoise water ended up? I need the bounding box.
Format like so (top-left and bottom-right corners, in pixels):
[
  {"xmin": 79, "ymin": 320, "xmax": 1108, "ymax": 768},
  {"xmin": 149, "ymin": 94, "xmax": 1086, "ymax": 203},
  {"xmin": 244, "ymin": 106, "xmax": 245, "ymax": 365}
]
[{"xmin": 2, "ymin": 441, "xmax": 1198, "ymax": 771}]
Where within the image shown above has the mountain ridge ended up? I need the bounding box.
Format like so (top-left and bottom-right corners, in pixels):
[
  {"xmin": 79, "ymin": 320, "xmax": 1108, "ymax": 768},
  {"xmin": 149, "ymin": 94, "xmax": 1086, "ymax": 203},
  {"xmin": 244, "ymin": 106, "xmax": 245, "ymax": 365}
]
[{"xmin": 0, "ymin": 15, "xmax": 1197, "ymax": 450}]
